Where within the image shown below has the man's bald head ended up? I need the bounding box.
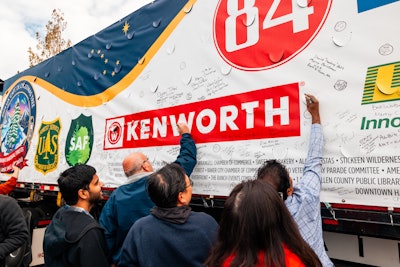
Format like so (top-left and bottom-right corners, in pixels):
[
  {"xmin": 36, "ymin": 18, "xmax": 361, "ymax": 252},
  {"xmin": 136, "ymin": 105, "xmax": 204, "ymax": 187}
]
[{"xmin": 122, "ymin": 152, "xmax": 153, "ymax": 177}]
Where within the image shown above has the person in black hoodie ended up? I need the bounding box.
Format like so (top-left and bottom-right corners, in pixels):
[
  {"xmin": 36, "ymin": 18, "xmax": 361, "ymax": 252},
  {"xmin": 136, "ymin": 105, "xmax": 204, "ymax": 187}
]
[
  {"xmin": 0, "ymin": 195, "xmax": 29, "ymax": 267},
  {"xmin": 43, "ymin": 164, "xmax": 110, "ymax": 267}
]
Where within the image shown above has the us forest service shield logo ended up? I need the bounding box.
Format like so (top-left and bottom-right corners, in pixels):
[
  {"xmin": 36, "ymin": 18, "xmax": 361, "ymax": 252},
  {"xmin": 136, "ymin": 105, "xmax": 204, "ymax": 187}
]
[
  {"xmin": 0, "ymin": 81, "xmax": 36, "ymax": 173},
  {"xmin": 34, "ymin": 118, "xmax": 61, "ymax": 174},
  {"xmin": 65, "ymin": 114, "xmax": 94, "ymax": 166}
]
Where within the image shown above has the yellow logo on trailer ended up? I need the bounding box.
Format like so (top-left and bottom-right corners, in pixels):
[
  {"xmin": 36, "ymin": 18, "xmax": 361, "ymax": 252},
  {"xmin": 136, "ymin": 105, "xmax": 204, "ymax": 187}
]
[
  {"xmin": 34, "ymin": 118, "xmax": 62, "ymax": 174},
  {"xmin": 362, "ymin": 61, "xmax": 400, "ymax": 104}
]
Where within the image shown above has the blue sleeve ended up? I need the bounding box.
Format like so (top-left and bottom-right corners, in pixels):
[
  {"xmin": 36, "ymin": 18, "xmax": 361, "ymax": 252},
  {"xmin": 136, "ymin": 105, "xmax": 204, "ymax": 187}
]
[
  {"xmin": 99, "ymin": 194, "xmax": 118, "ymax": 263},
  {"xmin": 174, "ymin": 133, "xmax": 197, "ymax": 176}
]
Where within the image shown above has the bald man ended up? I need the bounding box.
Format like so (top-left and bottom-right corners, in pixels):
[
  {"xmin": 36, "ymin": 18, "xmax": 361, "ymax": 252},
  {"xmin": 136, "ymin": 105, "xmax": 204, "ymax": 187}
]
[
  {"xmin": 99, "ymin": 123, "xmax": 197, "ymax": 266},
  {"xmin": 121, "ymin": 152, "xmax": 153, "ymax": 180}
]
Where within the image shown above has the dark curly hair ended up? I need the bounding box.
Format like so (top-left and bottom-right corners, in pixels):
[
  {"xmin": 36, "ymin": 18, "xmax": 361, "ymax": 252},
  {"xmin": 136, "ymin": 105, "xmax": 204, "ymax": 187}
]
[
  {"xmin": 256, "ymin": 159, "xmax": 291, "ymax": 200},
  {"xmin": 57, "ymin": 164, "xmax": 96, "ymax": 205}
]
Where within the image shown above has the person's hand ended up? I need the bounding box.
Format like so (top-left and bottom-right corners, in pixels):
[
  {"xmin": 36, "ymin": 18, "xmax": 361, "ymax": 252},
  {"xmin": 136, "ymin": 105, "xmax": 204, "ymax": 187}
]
[
  {"xmin": 177, "ymin": 123, "xmax": 190, "ymax": 135},
  {"xmin": 12, "ymin": 162, "xmax": 20, "ymax": 179},
  {"xmin": 305, "ymin": 94, "xmax": 320, "ymax": 124}
]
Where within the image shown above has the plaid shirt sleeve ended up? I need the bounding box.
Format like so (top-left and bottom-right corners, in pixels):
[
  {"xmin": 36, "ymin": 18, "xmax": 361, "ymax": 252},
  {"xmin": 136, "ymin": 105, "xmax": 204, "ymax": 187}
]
[{"xmin": 285, "ymin": 124, "xmax": 334, "ymax": 267}]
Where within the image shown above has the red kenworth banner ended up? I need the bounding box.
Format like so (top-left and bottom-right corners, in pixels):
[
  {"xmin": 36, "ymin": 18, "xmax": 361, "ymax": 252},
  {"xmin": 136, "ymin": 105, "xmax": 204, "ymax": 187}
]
[{"xmin": 104, "ymin": 83, "xmax": 300, "ymax": 149}]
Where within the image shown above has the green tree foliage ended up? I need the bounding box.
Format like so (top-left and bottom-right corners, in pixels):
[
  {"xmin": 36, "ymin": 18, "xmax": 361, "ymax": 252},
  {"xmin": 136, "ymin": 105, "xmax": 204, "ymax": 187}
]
[
  {"xmin": 66, "ymin": 125, "xmax": 91, "ymax": 166},
  {"xmin": 28, "ymin": 9, "xmax": 72, "ymax": 67},
  {"xmin": 6, "ymin": 99, "xmax": 21, "ymax": 148}
]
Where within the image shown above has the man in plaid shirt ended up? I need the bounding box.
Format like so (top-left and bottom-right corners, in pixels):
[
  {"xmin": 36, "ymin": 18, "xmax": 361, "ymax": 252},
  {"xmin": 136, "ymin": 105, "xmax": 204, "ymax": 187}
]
[{"xmin": 257, "ymin": 94, "xmax": 334, "ymax": 267}]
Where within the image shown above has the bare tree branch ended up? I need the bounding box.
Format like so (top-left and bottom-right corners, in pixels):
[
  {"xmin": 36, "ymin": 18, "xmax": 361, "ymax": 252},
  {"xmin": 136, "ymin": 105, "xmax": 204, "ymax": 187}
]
[{"xmin": 28, "ymin": 9, "xmax": 72, "ymax": 67}]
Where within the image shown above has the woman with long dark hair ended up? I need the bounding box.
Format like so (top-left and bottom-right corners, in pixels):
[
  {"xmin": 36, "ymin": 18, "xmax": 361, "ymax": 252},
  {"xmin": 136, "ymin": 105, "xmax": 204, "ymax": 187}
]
[{"xmin": 205, "ymin": 179, "xmax": 322, "ymax": 267}]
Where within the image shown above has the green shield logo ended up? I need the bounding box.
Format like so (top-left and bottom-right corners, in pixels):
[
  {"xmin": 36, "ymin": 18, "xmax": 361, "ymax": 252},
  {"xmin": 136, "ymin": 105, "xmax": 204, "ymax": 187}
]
[{"xmin": 65, "ymin": 114, "xmax": 94, "ymax": 166}]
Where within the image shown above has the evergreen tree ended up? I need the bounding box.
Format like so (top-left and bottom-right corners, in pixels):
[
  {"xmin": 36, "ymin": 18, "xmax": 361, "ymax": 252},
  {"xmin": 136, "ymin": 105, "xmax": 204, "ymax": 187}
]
[{"xmin": 6, "ymin": 99, "xmax": 21, "ymax": 150}]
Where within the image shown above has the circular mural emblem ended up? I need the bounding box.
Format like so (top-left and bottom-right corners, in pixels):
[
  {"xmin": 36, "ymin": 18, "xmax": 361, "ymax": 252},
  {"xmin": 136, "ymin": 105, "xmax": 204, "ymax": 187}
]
[
  {"xmin": 0, "ymin": 81, "xmax": 36, "ymax": 171},
  {"xmin": 213, "ymin": 0, "xmax": 332, "ymax": 70},
  {"xmin": 107, "ymin": 121, "xmax": 122, "ymax": 145}
]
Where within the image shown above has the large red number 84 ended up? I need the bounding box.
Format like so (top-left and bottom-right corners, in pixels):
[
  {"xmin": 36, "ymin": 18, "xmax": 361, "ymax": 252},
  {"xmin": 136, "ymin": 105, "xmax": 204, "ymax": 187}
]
[{"xmin": 214, "ymin": 0, "xmax": 332, "ymax": 70}]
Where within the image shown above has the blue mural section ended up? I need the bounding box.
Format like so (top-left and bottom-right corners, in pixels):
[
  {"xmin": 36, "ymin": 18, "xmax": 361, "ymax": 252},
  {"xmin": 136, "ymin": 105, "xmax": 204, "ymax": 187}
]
[
  {"xmin": 4, "ymin": 0, "xmax": 188, "ymax": 96},
  {"xmin": 357, "ymin": 0, "xmax": 399, "ymax": 12}
]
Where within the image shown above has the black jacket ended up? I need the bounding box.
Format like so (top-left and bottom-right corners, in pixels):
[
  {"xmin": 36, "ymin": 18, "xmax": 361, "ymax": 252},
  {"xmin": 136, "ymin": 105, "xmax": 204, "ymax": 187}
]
[
  {"xmin": 43, "ymin": 206, "xmax": 109, "ymax": 267},
  {"xmin": 0, "ymin": 195, "xmax": 29, "ymax": 267}
]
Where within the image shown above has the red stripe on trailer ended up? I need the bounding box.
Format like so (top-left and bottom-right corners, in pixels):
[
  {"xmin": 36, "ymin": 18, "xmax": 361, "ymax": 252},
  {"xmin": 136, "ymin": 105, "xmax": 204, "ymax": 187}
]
[
  {"xmin": 38, "ymin": 185, "xmax": 59, "ymax": 191},
  {"xmin": 323, "ymin": 219, "xmax": 339, "ymax": 226}
]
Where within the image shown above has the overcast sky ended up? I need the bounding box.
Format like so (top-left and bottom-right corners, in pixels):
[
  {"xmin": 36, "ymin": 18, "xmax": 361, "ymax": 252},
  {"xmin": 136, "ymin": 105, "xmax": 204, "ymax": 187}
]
[{"xmin": 0, "ymin": 0, "xmax": 152, "ymax": 80}]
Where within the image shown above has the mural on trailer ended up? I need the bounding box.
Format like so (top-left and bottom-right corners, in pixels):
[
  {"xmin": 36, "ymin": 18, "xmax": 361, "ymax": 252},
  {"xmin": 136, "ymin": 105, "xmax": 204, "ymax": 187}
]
[{"xmin": 1, "ymin": 0, "xmax": 400, "ymax": 207}]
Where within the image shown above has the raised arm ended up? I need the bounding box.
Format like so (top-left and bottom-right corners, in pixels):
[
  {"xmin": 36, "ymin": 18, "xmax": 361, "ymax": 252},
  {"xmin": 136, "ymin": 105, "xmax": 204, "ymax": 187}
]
[{"xmin": 174, "ymin": 123, "xmax": 197, "ymax": 176}]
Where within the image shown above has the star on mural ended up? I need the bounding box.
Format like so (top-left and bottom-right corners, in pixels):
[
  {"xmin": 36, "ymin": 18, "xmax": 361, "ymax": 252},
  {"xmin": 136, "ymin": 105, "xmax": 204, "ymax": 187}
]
[{"xmin": 122, "ymin": 21, "xmax": 130, "ymax": 35}]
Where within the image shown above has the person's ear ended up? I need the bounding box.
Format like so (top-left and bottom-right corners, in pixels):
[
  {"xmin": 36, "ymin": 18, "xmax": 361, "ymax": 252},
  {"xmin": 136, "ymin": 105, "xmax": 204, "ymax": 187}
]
[
  {"xmin": 177, "ymin": 192, "xmax": 187, "ymax": 206},
  {"xmin": 286, "ymin": 187, "xmax": 293, "ymax": 196},
  {"xmin": 142, "ymin": 164, "xmax": 150, "ymax": 172},
  {"xmin": 78, "ymin": 189, "xmax": 89, "ymax": 200}
]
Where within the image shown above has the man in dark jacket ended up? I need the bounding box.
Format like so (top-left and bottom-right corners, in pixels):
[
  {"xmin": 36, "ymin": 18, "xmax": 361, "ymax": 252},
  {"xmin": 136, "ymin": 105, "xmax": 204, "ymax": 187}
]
[
  {"xmin": 99, "ymin": 123, "xmax": 197, "ymax": 265},
  {"xmin": 0, "ymin": 195, "xmax": 29, "ymax": 267},
  {"xmin": 43, "ymin": 164, "xmax": 109, "ymax": 267},
  {"xmin": 119, "ymin": 163, "xmax": 218, "ymax": 267}
]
